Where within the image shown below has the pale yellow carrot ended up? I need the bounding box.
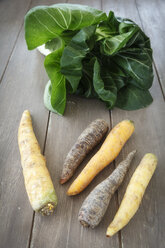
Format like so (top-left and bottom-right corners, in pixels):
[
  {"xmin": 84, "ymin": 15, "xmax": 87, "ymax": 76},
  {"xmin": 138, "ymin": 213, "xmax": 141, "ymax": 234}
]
[
  {"xmin": 67, "ymin": 120, "xmax": 135, "ymax": 195},
  {"xmin": 18, "ymin": 110, "xmax": 57, "ymax": 215},
  {"xmin": 106, "ymin": 153, "xmax": 157, "ymax": 237}
]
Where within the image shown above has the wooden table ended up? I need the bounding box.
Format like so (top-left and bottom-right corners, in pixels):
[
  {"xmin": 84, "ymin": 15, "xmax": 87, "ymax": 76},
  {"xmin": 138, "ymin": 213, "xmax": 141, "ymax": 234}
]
[{"xmin": 0, "ymin": 0, "xmax": 164, "ymax": 247}]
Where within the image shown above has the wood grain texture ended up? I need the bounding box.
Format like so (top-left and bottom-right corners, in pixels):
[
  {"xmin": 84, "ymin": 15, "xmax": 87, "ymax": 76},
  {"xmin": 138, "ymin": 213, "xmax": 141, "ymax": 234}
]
[
  {"xmin": 0, "ymin": 16, "xmax": 49, "ymax": 248},
  {"xmin": 135, "ymin": 0, "xmax": 165, "ymax": 95},
  {"xmin": 29, "ymin": 1, "xmax": 119, "ymax": 248},
  {"xmin": 0, "ymin": 0, "xmax": 32, "ymax": 81},
  {"xmin": 0, "ymin": 0, "xmax": 164, "ymax": 247},
  {"xmin": 103, "ymin": 0, "xmax": 165, "ymax": 247},
  {"xmin": 66, "ymin": 0, "xmax": 101, "ymax": 8},
  {"xmin": 30, "ymin": 96, "xmax": 120, "ymax": 248}
]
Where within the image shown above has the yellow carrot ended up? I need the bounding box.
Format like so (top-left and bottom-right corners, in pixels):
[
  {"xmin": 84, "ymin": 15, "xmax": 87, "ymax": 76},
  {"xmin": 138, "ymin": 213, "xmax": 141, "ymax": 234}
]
[
  {"xmin": 106, "ymin": 153, "xmax": 157, "ymax": 237},
  {"xmin": 18, "ymin": 110, "xmax": 57, "ymax": 215},
  {"xmin": 67, "ymin": 120, "xmax": 135, "ymax": 196}
]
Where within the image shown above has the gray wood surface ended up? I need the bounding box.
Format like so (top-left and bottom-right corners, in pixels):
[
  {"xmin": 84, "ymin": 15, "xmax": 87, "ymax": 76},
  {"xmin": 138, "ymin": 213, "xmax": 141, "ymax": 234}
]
[
  {"xmin": 30, "ymin": 97, "xmax": 119, "ymax": 248},
  {"xmin": 29, "ymin": 1, "xmax": 119, "ymax": 247},
  {"xmin": 0, "ymin": 0, "xmax": 164, "ymax": 247},
  {"xmin": 0, "ymin": 12, "xmax": 49, "ymax": 248},
  {"xmin": 0, "ymin": 0, "xmax": 31, "ymax": 81},
  {"xmin": 102, "ymin": 1, "xmax": 165, "ymax": 247},
  {"xmin": 136, "ymin": 0, "xmax": 165, "ymax": 95}
]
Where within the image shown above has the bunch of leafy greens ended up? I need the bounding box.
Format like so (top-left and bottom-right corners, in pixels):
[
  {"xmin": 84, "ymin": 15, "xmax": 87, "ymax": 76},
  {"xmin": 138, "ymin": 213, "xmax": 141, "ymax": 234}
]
[{"xmin": 25, "ymin": 4, "xmax": 154, "ymax": 115}]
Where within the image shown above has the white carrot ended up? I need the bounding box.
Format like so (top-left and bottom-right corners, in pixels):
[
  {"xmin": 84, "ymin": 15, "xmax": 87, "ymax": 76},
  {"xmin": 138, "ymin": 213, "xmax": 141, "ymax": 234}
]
[{"xmin": 18, "ymin": 110, "xmax": 57, "ymax": 215}]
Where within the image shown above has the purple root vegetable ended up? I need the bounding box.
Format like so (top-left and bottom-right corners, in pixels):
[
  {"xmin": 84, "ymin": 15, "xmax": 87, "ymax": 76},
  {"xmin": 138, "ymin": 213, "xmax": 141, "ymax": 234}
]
[
  {"xmin": 78, "ymin": 150, "xmax": 136, "ymax": 228},
  {"xmin": 60, "ymin": 119, "xmax": 108, "ymax": 184}
]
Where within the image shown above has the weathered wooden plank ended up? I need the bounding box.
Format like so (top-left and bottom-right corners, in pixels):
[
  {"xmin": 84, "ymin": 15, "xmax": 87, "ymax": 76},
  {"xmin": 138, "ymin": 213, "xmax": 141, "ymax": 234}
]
[
  {"xmin": 67, "ymin": 0, "xmax": 101, "ymax": 8},
  {"xmin": 136, "ymin": 0, "xmax": 165, "ymax": 95},
  {"xmin": 110, "ymin": 76, "xmax": 165, "ymax": 248},
  {"xmin": 29, "ymin": 1, "xmax": 119, "ymax": 248},
  {"xmin": 30, "ymin": 96, "xmax": 120, "ymax": 248},
  {"xmin": 102, "ymin": 0, "xmax": 141, "ymax": 24},
  {"xmin": 104, "ymin": 0, "xmax": 165, "ymax": 96},
  {"xmin": 0, "ymin": 13, "xmax": 50, "ymax": 248},
  {"xmin": 102, "ymin": 0, "xmax": 165, "ymax": 247},
  {"xmin": 1, "ymin": 0, "xmax": 164, "ymax": 248},
  {"xmin": 0, "ymin": 0, "xmax": 32, "ymax": 81}
]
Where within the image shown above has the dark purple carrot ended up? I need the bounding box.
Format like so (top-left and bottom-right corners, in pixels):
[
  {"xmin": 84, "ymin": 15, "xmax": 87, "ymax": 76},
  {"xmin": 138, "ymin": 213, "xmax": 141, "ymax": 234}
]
[
  {"xmin": 78, "ymin": 150, "xmax": 136, "ymax": 228},
  {"xmin": 60, "ymin": 119, "xmax": 108, "ymax": 184}
]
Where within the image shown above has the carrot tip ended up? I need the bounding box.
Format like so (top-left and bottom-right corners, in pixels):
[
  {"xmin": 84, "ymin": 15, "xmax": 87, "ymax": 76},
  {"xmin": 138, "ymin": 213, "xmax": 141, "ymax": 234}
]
[
  {"xmin": 23, "ymin": 110, "xmax": 30, "ymax": 114},
  {"xmin": 67, "ymin": 190, "xmax": 77, "ymax": 196},
  {"xmin": 60, "ymin": 178, "xmax": 67, "ymax": 184},
  {"xmin": 129, "ymin": 120, "xmax": 134, "ymax": 125},
  {"xmin": 67, "ymin": 190, "xmax": 71, "ymax": 196}
]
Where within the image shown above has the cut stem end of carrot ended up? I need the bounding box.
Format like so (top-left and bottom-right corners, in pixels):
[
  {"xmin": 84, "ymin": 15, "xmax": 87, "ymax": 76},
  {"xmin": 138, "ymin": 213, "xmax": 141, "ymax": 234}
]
[
  {"xmin": 39, "ymin": 203, "xmax": 56, "ymax": 216},
  {"xmin": 80, "ymin": 220, "xmax": 90, "ymax": 228}
]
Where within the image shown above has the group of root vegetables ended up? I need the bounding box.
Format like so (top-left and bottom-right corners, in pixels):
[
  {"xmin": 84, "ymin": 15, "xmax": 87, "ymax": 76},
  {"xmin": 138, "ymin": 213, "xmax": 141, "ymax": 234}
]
[{"xmin": 18, "ymin": 110, "xmax": 157, "ymax": 237}]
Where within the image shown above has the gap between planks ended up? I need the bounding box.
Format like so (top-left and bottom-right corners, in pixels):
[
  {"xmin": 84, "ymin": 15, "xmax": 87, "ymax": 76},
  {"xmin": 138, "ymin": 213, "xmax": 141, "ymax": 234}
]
[
  {"xmin": 103, "ymin": 1, "xmax": 122, "ymax": 246},
  {"xmin": 27, "ymin": 1, "xmax": 68, "ymax": 247},
  {"xmin": 13, "ymin": 1, "xmax": 50, "ymax": 247},
  {"xmin": 134, "ymin": 0, "xmax": 165, "ymax": 101},
  {"xmin": 27, "ymin": 111, "xmax": 51, "ymax": 248},
  {"xmin": 0, "ymin": 0, "xmax": 33, "ymax": 85},
  {"xmin": 109, "ymin": 110, "xmax": 122, "ymax": 248},
  {"xmin": 18, "ymin": 1, "xmax": 164, "ymax": 248},
  {"xmin": 27, "ymin": 1, "xmax": 120, "ymax": 247}
]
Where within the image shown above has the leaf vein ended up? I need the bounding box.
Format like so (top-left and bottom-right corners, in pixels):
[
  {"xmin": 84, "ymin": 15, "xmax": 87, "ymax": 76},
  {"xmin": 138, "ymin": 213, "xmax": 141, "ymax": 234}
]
[
  {"xmin": 43, "ymin": 9, "xmax": 65, "ymax": 30},
  {"xmin": 33, "ymin": 13, "xmax": 57, "ymax": 36},
  {"xmin": 57, "ymin": 8, "xmax": 68, "ymax": 28}
]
